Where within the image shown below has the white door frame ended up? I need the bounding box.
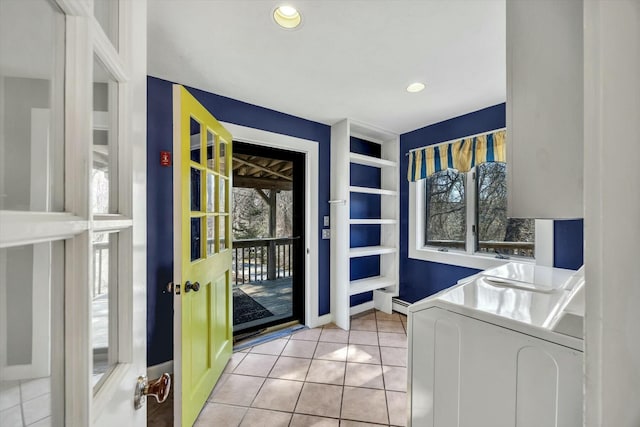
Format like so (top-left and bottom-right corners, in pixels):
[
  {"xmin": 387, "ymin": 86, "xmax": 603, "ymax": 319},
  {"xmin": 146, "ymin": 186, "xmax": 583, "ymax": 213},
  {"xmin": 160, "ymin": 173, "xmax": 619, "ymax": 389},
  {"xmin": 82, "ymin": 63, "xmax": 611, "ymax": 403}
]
[
  {"xmin": 583, "ymin": 1, "xmax": 640, "ymax": 425},
  {"xmin": 221, "ymin": 122, "xmax": 323, "ymax": 328}
]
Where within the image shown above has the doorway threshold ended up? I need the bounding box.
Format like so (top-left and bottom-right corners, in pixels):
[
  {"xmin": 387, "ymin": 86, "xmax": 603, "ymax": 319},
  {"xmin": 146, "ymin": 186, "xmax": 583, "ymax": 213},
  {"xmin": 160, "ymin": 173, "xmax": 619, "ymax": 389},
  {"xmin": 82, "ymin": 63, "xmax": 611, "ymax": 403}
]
[{"xmin": 233, "ymin": 320, "xmax": 305, "ymax": 352}]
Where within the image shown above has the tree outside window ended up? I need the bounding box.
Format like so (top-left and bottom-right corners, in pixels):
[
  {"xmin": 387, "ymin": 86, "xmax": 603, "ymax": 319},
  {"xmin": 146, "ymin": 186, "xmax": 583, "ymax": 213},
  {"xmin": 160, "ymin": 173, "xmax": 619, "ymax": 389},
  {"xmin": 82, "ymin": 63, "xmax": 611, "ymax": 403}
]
[{"xmin": 425, "ymin": 163, "xmax": 534, "ymax": 258}]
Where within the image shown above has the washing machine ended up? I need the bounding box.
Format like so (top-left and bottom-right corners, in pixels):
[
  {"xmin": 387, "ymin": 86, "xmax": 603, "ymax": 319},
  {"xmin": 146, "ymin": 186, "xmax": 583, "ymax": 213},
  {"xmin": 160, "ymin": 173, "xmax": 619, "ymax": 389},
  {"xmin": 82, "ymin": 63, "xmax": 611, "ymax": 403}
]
[{"xmin": 407, "ymin": 262, "xmax": 584, "ymax": 427}]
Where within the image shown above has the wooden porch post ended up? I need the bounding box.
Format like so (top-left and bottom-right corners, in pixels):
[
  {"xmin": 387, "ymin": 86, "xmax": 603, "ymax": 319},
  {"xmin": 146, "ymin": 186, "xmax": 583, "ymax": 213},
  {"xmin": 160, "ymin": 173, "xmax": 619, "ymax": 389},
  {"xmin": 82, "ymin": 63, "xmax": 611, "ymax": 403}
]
[{"xmin": 267, "ymin": 190, "xmax": 277, "ymax": 280}]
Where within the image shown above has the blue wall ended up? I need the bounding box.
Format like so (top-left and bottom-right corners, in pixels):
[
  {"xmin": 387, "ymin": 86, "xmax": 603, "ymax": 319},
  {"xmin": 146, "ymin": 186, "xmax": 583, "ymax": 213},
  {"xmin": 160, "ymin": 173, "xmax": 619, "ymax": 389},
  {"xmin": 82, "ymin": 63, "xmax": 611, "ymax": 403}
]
[
  {"xmin": 349, "ymin": 137, "xmax": 382, "ymax": 306},
  {"xmin": 554, "ymin": 219, "xmax": 584, "ymax": 270},
  {"xmin": 398, "ymin": 104, "xmax": 584, "ymax": 303},
  {"xmin": 147, "ymin": 81, "xmax": 585, "ymax": 365},
  {"xmin": 146, "ymin": 76, "xmax": 331, "ymax": 366}
]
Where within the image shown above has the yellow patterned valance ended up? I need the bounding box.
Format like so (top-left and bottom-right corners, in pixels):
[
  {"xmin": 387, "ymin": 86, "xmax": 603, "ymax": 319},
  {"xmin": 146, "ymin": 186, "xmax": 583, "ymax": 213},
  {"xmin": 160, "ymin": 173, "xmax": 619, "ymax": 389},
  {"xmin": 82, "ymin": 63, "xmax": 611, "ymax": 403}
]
[{"xmin": 407, "ymin": 129, "xmax": 506, "ymax": 182}]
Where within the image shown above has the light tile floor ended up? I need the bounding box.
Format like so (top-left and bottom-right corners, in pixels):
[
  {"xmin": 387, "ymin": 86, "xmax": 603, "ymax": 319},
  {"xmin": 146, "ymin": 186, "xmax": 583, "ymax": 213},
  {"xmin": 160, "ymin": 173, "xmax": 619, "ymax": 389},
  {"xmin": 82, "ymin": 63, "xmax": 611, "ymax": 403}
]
[
  {"xmin": 0, "ymin": 377, "xmax": 52, "ymax": 427},
  {"xmin": 195, "ymin": 309, "xmax": 408, "ymax": 427}
]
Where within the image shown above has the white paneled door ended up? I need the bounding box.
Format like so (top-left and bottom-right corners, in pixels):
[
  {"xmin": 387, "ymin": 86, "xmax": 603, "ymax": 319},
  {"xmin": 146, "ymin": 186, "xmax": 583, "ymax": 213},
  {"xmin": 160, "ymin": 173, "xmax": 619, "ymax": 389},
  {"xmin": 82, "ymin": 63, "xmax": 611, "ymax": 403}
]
[{"xmin": 0, "ymin": 0, "xmax": 147, "ymax": 426}]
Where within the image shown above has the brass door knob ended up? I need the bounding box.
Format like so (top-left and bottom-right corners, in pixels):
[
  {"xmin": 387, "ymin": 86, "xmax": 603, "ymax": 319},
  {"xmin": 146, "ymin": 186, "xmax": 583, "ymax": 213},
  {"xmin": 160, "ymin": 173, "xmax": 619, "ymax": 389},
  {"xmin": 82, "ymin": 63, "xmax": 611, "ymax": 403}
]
[{"xmin": 134, "ymin": 373, "xmax": 171, "ymax": 409}]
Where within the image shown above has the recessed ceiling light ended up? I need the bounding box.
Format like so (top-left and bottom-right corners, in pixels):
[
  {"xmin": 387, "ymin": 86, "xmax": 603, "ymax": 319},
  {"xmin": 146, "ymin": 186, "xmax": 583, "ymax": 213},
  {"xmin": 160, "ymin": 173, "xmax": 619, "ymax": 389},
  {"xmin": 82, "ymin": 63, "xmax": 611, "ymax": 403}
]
[
  {"xmin": 406, "ymin": 82, "xmax": 426, "ymax": 93},
  {"xmin": 273, "ymin": 5, "xmax": 302, "ymax": 29}
]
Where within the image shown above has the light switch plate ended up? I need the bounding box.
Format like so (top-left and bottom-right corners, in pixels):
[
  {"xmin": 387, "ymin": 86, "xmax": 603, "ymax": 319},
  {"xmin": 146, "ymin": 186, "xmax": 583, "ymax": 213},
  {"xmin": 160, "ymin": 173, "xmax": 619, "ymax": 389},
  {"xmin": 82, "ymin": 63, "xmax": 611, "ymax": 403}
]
[
  {"xmin": 322, "ymin": 229, "xmax": 330, "ymax": 239},
  {"xmin": 323, "ymin": 215, "xmax": 330, "ymax": 227}
]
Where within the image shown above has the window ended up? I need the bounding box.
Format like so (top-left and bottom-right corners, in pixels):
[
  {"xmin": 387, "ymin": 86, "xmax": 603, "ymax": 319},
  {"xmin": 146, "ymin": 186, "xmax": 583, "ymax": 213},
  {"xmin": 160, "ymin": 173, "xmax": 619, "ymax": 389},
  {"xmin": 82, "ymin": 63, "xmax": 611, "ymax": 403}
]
[
  {"xmin": 475, "ymin": 162, "xmax": 535, "ymax": 257},
  {"xmin": 412, "ymin": 162, "xmax": 542, "ymax": 269},
  {"xmin": 425, "ymin": 163, "xmax": 534, "ymax": 257},
  {"xmin": 425, "ymin": 169, "xmax": 466, "ymax": 251}
]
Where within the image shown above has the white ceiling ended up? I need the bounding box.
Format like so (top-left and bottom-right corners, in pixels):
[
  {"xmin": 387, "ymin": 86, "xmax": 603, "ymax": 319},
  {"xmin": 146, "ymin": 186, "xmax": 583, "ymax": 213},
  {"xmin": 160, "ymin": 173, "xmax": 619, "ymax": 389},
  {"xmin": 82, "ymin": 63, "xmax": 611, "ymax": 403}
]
[{"xmin": 148, "ymin": 0, "xmax": 506, "ymax": 135}]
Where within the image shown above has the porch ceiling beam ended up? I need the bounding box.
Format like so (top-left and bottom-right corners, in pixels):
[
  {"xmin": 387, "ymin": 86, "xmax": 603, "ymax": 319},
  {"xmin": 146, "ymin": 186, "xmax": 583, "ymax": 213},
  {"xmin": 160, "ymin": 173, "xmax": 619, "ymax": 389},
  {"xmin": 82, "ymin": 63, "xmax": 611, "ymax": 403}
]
[
  {"xmin": 233, "ymin": 157, "xmax": 293, "ymax": 181},
  {"xmin": 276, "ymin": 163, "xmax": 293, "ymax": 173},
  {"xmin": 233, "ymin": 175, "xmax": 293, "ymax": 191}
]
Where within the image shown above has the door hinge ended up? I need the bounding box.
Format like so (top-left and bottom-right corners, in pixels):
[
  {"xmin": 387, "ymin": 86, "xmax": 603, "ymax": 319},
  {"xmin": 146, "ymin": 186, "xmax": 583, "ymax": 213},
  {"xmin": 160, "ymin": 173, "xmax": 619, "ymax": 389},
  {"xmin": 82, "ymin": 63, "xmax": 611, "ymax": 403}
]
[
  {"xmin": 472, "ymin": 225, "xmax": 476, "ymax": 234},
  {"xmin": 175, "ymin": 284, "xmax": 180, "ymax": 295}
]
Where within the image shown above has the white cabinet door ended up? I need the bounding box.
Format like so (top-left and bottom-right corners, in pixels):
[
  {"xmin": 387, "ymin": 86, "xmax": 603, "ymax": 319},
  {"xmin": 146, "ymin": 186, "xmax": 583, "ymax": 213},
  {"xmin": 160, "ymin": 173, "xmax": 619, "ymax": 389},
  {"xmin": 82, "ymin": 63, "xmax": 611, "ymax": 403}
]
[
  {"xmin": 409, "ymin": 308, "xmax": 583, "ymax": 427},
  {"xmin": 506, "ymin": 0, "xmax": 583, "ymax": 219}
]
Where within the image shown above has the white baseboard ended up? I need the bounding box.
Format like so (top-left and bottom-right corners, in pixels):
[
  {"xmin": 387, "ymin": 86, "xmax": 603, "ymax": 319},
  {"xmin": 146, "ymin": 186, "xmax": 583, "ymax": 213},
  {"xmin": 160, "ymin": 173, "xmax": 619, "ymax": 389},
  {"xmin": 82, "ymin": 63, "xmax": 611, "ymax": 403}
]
[
  {"xmin": 147, "ymin": 360, "xmax": 173, "ymax": 380},
  {"xmin": 320, "ymin": 299, "xmax": 407, "ymax": 328},
  {"xmin": 313, "ymin": 313, "xmax": 333, "ymax": 327},
  {"xmin": 350, "ymin": 300, "xmax": 375, "ymax": 316}
]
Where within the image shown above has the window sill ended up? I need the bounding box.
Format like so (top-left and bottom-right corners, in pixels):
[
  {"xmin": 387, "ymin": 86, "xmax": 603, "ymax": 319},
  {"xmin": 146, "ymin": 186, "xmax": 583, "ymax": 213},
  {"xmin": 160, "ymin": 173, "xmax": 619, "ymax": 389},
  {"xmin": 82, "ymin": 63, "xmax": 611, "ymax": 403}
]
[{"xmin": 408, "ymin": 245, "xmax": 535, "ymax": 270}]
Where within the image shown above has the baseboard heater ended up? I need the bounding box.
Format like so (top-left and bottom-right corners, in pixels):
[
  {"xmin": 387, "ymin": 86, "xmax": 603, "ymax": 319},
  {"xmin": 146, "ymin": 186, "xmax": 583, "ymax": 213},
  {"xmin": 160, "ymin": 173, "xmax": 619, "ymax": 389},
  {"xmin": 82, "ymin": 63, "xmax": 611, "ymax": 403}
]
[{"xmin": 392, "ymin": 298, "xmax": 410, "ymax": 315}]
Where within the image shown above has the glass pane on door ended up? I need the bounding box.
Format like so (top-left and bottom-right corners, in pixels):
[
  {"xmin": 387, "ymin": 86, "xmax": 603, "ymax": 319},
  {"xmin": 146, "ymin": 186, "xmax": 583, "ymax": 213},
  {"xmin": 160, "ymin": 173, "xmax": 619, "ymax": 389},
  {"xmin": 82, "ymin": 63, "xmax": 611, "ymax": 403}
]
[
  {"xmin": 207, "ymin": 216, "xmax": 215, "ymax": 256},
  {"xmin": 92, "ymin": 56, "xmax": 119, "ymax": 214},
  {"xmin": 206, "ymin": 173, "xmax": 216, "ymax": 213},
  {"xmin": 0, "ymin": 0, "xmax": 65, "ymax": 212},
  {"xmin": 219, "ymin": 177, "xmax": 227, "ymax": 213},
  {"xmin": 190, "ymin": 117, "xmax": 201, "ymax": 163},
  {"xmin": 92, "ymin": 232, "xmax": 118, "ymax": 390},
  {"xmin": 191, "ymin": 168, "xmax": 201, "ymax": 212},
  {"xmin": 191, "ymin": 218, "xmax": 202, "ymax": 262},
  {"xmin": 206, "ymin": 131, "xmax": 215, "ymax": 169},
  {"xmin": 218, "ymin": 141, "xmax": 227, "ymax": 175},
  {"xmin": 218, "ymin": 216, "xmax": 227, "ymax": 251},
  {"xmin": 0, "ymin": 241, "xmax": 64, "ymax": 426}
]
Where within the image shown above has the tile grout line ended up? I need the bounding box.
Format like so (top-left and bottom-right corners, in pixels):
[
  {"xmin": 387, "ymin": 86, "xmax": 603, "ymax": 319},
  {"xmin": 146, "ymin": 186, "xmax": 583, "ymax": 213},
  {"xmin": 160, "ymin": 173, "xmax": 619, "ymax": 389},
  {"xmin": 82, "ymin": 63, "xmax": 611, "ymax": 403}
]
[
  {"xmin": 300, "ymin": 337, "xmax": 320, "ymax": 383},
  {"xmin": 18, "ymin": 381, "xmax": 26, "ymax": 427},
  {"xmin": 245, "ymin": 332, "xmax": 320, "ymax": 422},
  {"xmin": 337, "ymin": 326, "xmax": 355, "ymax": 420},
  {"xmin": 237, "ymin": 341, "xmax": 287, "ymax": 426},
  {"xmin": 376, "ymin": 316, "xmax": 393, "ymax": 427}
]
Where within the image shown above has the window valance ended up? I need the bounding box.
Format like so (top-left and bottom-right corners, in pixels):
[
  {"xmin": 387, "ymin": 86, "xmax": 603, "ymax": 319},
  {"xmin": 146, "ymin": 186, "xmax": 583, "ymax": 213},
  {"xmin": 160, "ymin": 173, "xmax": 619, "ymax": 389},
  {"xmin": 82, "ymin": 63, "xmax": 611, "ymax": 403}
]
[{"xmin": 407, "ymin": 129, "xmax": 506, "ymax": 182}]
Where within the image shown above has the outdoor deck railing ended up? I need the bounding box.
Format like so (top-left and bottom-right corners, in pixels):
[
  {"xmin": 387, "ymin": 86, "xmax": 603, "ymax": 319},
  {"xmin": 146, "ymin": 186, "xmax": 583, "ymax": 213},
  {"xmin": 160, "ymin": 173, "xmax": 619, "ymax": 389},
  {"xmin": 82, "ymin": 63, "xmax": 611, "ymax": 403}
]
[
  {"xmin": 232, "ymin": 237, "xmax": 296, "ymax": 286},
  {"xmin": 426, "ymin": 240, "xmax": 534, "ymax": 257}
]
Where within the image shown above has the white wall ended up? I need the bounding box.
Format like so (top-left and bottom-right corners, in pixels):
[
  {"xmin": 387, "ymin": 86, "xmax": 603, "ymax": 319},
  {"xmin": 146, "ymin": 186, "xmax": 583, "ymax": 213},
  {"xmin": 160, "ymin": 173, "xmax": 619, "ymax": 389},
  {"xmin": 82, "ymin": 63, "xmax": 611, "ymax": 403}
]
[{"xmin": 584, "ymin": 1, "xmax": 640, "ymax": 426}]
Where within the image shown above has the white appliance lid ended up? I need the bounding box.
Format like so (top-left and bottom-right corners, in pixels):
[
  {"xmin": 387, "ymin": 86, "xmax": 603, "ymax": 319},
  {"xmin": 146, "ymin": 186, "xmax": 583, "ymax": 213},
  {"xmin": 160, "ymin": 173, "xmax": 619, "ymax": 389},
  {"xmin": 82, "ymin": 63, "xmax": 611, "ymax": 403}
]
[
  {"xmin": 480, "ymin": 262, "xmax": 575, "ymax": 291},
  {"xmin": 437, "ymin": 276, "xmax": 572, "ymax": 329}
]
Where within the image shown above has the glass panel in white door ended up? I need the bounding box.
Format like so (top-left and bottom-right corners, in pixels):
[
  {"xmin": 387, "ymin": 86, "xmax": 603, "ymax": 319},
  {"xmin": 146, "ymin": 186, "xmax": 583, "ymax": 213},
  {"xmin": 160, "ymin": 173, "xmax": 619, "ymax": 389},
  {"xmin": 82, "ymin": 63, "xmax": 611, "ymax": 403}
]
[
  {"xmin": 92, "ymin": 55, "xmax": 118, "ymax": 215},
  {"xmin": 0, "ymin": 241, "xmax": 64, "ymax": 427},
  {"xmin": 0, "ymin": 0, "xmax": 65, "ymax": 212},
  {"xmin": 92, "ymin": 232, "xmax": 119, "ymax": 391}
]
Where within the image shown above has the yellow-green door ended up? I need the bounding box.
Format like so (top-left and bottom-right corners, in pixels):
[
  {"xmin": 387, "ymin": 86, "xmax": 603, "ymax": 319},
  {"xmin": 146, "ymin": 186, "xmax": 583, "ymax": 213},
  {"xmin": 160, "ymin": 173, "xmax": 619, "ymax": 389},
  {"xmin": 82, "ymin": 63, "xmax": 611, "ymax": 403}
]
[{"xmin": 173, "ymin": 85, "xmax": 233, "ymax": 426}]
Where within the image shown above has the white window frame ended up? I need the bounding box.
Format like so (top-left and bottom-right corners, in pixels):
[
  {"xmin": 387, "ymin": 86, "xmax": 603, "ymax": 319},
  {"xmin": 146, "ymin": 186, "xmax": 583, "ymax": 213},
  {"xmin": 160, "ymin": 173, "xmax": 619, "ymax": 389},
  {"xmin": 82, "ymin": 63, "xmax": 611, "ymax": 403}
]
[{"xmin": 408, "ymin": 166, "xmax": 554, "ymax": 270}]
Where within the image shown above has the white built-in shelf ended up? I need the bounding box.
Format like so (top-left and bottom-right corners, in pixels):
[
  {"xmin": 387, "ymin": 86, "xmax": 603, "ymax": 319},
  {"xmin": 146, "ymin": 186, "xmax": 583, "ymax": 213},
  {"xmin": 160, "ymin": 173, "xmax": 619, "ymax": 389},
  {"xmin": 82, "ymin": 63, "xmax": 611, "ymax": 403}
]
[
  {"xmin": 330, "ymin": 119, "xmax": 400, "ymax": 329},
  {"xmin": 349, "ymin": 275, "xmax": 396, "ymax": 296},
  {"xmin": 349, "ymin": 246, "xmax": 397, "ymax": 258},
  {"xmin": 349, "ymin": 186, "xmax": 398, "ymax": 196},
  {"xmin": 350, "ymin": 218, "xmax": 397, "ymax": 225},
  {"xmin": 349, "ymin": 153, "xmax": 397, "ymax": 168}
]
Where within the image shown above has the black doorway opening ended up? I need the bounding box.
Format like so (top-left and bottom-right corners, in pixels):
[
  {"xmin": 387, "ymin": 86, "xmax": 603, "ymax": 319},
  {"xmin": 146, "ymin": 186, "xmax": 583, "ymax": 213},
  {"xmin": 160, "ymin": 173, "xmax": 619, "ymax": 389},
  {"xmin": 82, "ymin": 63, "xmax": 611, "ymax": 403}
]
[{"xmin": 231, "ymin": 141, "xmax": 305, "ymax": 335}]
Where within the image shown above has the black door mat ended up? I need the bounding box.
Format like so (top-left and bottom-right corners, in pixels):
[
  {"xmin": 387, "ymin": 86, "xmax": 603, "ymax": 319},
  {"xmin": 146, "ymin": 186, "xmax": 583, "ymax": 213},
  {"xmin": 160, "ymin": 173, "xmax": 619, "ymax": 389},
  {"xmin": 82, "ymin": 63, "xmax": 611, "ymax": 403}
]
[{"xmin": 233, "ymin": 287, "xmax": 273, "ymax": 325}]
